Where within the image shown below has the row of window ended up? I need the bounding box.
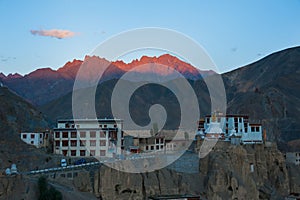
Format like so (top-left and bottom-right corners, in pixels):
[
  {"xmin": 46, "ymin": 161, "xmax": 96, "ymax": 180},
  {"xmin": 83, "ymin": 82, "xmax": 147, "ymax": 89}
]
[
  {"xmin": 145, "ymin": 145, "xmax": 164, "ymax": 151},
  {"xmin": 64, "ymin": 123, "xmax": 118, "ymax": 129},
  {"xmin": 206, "ymin": 117, "xmax": 244, "ymax": 124},
  {"xmin": 22, "ymin": 134, "xmax": 43, "ymax": 139},
  {"xmin": 61, "ymin": 150, "xmax": 106, "ymax": 157},
  {"xmin": 55, "ymin": 131, "xmax": 118, "ymax": 139},
  {"xmin": 55, "ymin": 140, "xmax": 109, "ymax": 147}
]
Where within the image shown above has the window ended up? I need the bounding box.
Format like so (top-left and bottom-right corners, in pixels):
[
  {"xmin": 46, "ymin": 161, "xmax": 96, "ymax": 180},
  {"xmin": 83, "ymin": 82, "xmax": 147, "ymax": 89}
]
[
  {"xmin": 239, "ymin": 118, "xmax": 242, "ymax": 123},
  {"xmin": 104, "ymin": 124, "xmax": 107, "ymax": 128},
  {"xmin": 31, "ymin": 134, "xmax": 35, "ymax": 139},
  {"xmin": 156, "ymin": 138, "xmax": 160, "ymax": 144},
  {"xmin": 22, "ymin": 134, "xmax": 27, "ymax": 139},
  {"xmin": 90, "ymin": 150, "xmax": 95, "ymax": 156},
  {"xmin": 100, "ymin": 140, "xmax": 106, "ymax": 146},
  {"xmin": 31, "ymin": 141, "xmax": 34, "ymax": 144},
  {"xmin": 80, "ymin": 131, "xmax": 86, "ymax": 138},
  {"xmin": 80, "ymin": 140, "xmax": 86, "ymax": 146},
  {"xmin": 71, "ymin": 132, "xmax": 77, "ymax": 138},
  {"xmin": 114, "ymin": 124, "xmax": 117, "ymax": 128},
  {"xmin": 245, "ymin": 128, "xmax": 248, "ymax": 133},
  {"xmin": 146, "ymin": 146, "xmax": 149, "ymax": 150},
  {"xmin": 55, "ymin": 132, "xmax": 60, "ymax": 138},
  {"xmin": 62, "ymin": 150, "xmax": 67, "ymax": 156},
  {"xmin": 90, "ymin": 140, "xmax": 96, "ymax": 146},
  {"xmin": 251, "ymin": 127, "xmax": 255, "ymax": 132},
  {"xmin": 160, "ymin": 145, "xmax": 164, "ymax": 149},
  {"xmin": 71, "ymin": 140, "xmax": 77, "ymax": 147},
  {"xmin": 71, "ymin": 150, "xmax": 76, "ymax": 156},
  {"xmin": 55, "ymin": 141, "xmax": 60, "ymax": 147},
  {"xmin": 62, "ymin": 140, "xmax": 68, "ymax": 147},
  {"xmin": 256, "ymin": 127, "xmax": 260, "ymax": 132},
  {"xmin": 109, "ymin": 131, "xmax": 117, "ymax": 140},
  {"xmin": 156, "ymin": 145, "xmax": 159, "ymax": 150},
  {"xmin": 151, "ymin": 146, "xmax": 154, "ymax": 150},
  {"xmin": 40, "ymin": 133, "xmax": 43, "ymax": 138},
  {"xmin": 160, "ymin": 138, "xmax": 164, "ymax": 143},
  {"xmin": 100, "ymin": 131, "xmax": 105, "ymax": 138},
  {"xmin": 206, "ymin": 118, "xmax": 210, "ymax": 123},
  {"xmin": 80, "ymin": 150, "xmax": 86, "ymax": 156},
  {"xmin": 100, "ymin": 150, "xmax": 106, "ymax": 156},
  {"xmin": 62, "ymin": 132, "xmax": 68, "ymax": 138},
  {"xmin": 90, "ymin": 131, "xmax": 96, "ymax": 138}
]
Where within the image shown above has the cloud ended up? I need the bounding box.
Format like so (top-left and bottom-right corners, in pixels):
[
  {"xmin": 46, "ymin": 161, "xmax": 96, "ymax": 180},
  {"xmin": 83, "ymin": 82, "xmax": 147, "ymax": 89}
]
[{"xmin": 30, "ymin": 29, "xmax": 76, "ymax": 39}]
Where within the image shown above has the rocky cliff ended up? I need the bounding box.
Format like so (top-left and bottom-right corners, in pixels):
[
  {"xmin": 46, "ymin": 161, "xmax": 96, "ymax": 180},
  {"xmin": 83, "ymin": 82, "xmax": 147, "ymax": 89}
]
[
  {"xmin": 89, "ymin": 142, "xmax": 293, "ymax": 199},
  {"xmin": 198, "ymin": 142, "xmax": 290, "ymax": 199}
]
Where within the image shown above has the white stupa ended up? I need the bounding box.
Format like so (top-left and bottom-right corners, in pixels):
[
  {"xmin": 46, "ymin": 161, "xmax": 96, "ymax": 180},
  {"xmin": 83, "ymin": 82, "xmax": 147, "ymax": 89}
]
[{"xmin": 205, "ymin": 114, "xmax": 223, "ymax": 139}]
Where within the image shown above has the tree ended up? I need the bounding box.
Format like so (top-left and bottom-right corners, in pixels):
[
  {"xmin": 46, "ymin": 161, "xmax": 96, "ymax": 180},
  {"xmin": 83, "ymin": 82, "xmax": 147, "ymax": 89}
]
[{"xmin": 38, "ymin": 176, "xmax": 62, "ymax": 200}]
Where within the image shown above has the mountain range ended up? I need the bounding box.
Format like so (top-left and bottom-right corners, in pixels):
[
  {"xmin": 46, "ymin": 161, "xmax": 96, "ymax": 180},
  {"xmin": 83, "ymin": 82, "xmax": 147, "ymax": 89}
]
[
  {"xmin": 1, "ymin": 47, "xmax": 300, "ymax": 151},
  {"xmin": 0, "ymin": 54, "xmax": 213, "ymax": 106}
]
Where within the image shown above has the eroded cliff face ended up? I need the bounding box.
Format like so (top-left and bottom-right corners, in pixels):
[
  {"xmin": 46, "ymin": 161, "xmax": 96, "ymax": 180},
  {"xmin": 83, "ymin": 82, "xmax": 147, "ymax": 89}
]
[
  {"xmin": 90, "ymin": 142, "xmax": 291, "ymax": 200},
  {"xmin": 93, "ymin": 167, "xmax": 203, "ymax": 200},
  {"xmin": 0, "ymin": 175, "xmax": 38, "ymax": 199},
  {"xmin": 199, "ymin": 142, "xmax": 290, "ymax": 199}
]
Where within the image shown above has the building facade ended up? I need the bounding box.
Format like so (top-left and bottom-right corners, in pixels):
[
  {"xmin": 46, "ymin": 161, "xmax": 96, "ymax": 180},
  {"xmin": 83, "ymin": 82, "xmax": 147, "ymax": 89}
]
[
  {"xmin": 123, "ymin": 134, "xmax": 165, "ymax": 153},
  {"xmin": 20, "ymin": 132, "xmax": 46, "ymax": 148},
  {"xmin": 197, "ymin": 114, "xmax": 263, "ymax": 144},
  {"xmin": 53, "ymin": 119, "xmax": 123, "ymax": 158},
  {"xmin": 286, "ymin": 152, "xmax": 300, "ymax": 165}
]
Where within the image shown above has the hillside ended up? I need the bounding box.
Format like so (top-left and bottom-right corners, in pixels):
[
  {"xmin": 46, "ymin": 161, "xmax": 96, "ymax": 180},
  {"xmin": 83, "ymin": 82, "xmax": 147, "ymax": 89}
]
[
  {"xmin": 40, "ymin": 78, "xmax": 212, "ymax": 128},
  {"xmin": 223, "ymin": 46, "xmax": 300, "ymax": 150},
  {"xmin": 0, "ymin": 86, "xmax": 56, "ymax": 171}
]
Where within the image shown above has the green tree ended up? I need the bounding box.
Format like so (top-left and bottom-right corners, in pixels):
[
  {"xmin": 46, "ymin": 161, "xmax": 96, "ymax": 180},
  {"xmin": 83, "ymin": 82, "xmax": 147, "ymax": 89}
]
[{"xmin": 38, "ymin": 176, "xmax": 62, "ymax": 200}]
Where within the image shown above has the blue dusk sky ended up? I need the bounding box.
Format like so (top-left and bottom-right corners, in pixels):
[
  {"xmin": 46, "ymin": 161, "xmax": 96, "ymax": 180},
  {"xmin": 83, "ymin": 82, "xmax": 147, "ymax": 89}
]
[{"xmin": 0, "ymin": 0, "xmax": 300, "ymax": 75}]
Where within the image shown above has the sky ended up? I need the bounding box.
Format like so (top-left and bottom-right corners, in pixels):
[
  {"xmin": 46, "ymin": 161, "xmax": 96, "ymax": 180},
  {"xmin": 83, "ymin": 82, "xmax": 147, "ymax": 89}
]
[{"xmin": 0, "ymin": 0, "xmax": 300, "ymax": 75}]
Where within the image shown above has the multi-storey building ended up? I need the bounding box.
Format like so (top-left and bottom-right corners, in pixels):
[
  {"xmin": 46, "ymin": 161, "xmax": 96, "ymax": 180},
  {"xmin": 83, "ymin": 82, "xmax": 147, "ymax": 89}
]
[
  {"xmin": 286, "ymin": 152, "xmax": 300, "ymax": 165},
  {"xmin": 197, "ymin": 114, "xmax": 263, "ymax": 144},
  {"xmin": 123, "ymin": 133, "xmax": 165, "ymax": 153},
  {"xmin": 53, "ymin": 119, "xmax": 123, "ymax": 157},
  {"xmin": 20, "ymin": 132, "xmax": 46, "ymax": 148}
]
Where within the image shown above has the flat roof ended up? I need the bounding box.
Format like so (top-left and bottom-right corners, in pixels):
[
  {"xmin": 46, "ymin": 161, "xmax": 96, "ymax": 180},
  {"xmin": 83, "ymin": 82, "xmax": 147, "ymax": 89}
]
[
  {"xmin": 148, "ymin": 194, "xmax": 201, "ymax": 200},
  {"xmin": 57, "ymin": 119, "xmax": 123, "ymax": 123},
  {"xmin": 205, "ymin": 114, "xmax": 249, "ymax": 118}
]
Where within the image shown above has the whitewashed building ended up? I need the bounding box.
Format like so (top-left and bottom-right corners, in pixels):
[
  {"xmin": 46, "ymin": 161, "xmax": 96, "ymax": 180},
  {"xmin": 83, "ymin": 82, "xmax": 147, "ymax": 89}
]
[
  {"xmin": 197, "ymin": 114, "xmax": 263, "ymax": 144},
  {"xmin": 53, "ymin": 119, "xmax": 123, "ymax": 157},
  {"xmin": 20, "ymin": 132, "xmax": 45, "ymax": 148},
  {"xmin": 286, "ymin": 152, "xmax": 300, "ymax": 165}
]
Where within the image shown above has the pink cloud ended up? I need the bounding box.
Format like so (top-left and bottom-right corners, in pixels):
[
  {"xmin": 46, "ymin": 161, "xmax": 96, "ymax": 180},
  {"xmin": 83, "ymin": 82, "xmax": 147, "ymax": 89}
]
[{"xmin": 30, "ymin": 29, "xmax": 76, "ymax": 39}]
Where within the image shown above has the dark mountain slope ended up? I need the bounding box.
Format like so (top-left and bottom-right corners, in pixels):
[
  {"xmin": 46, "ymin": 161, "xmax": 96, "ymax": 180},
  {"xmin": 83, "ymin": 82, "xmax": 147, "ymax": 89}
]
[
  {"xmin": 0, "ymin": 86, "xmax": 55, "ymax": 171},
  {"xmin": 40, "ymin": 78, "xmax": 212, "ymax": 129},
  {"xmin": 223, "ymin": 46, "xmax": 300, "ymax": 149}
]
